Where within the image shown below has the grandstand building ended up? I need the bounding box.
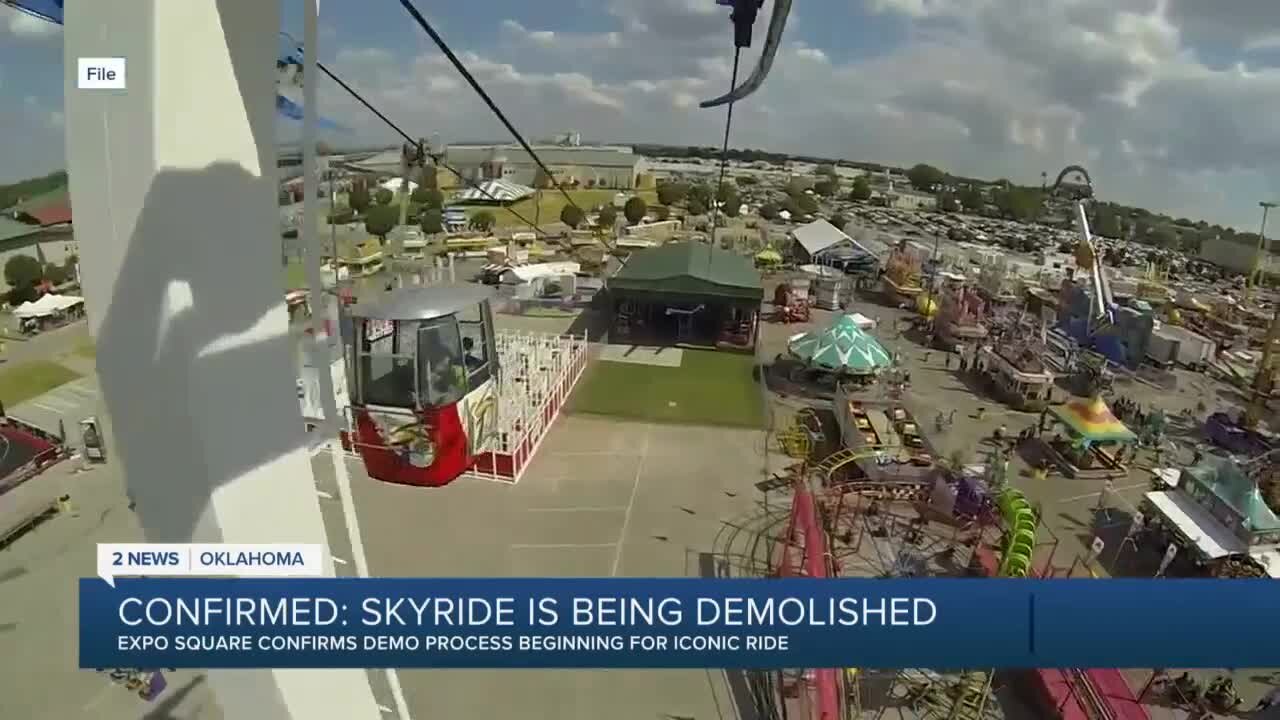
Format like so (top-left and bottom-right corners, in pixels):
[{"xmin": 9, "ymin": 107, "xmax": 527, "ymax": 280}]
[{"xmin": 341, "ymin": 142, "xmax": 652, "ymax": 191}]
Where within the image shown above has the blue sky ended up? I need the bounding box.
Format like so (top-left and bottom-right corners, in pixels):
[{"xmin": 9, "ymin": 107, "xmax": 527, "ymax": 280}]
[{"xmin": 4, "ymin": 0, "xmax": 1280, "ymax": 230}]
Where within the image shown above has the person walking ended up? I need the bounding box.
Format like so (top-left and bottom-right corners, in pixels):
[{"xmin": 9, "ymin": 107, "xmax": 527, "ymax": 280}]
[{"xmin": 1254, "ymin": 686, "xmax": 1280, "ymax": 712}]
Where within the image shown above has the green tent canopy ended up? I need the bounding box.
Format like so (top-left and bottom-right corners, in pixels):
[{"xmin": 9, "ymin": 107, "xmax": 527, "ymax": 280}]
[
  {"xmin": 609, "ymin": 241, "xmax": 763, "ymax": 304},
  {"xmin": 787, "ymin": 315, "xmax": 893, "ymax": 374}
]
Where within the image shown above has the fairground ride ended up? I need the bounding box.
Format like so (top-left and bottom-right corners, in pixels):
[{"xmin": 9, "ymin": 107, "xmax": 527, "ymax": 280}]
[
  {"xmin": 721, "ymin": 428, "xmax": 1008, "ymax": 720},
  {"xmin": 1050, "ymin": 165, "xmax": 1115, "ymax": 334},
  {"xmin": 978, "ymin": 489, "xmax": 1151, "ymax": 720}
]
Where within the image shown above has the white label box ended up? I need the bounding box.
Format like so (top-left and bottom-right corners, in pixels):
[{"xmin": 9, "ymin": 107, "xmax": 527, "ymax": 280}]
[
  {"xmin": 96, "ymin": 543, "xmax": 325, "ymax": 586},
  {"xmin": 78, "ymin": 58, "xmax": 127, "ymax": 90}
]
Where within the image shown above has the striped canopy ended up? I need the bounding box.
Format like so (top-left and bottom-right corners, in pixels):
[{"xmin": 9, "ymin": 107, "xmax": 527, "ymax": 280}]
[
  {"xmin": 787, "ymin": 315, "xmax": 892, "ymax": 374},
  {"xmin": 1050, "ymin": 396, "xmax": 1135, "ymax": 444}
]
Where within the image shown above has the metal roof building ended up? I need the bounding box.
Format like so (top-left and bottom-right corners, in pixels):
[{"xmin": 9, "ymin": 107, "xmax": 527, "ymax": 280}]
[
  {"xmin": 608, "ymin": 241, "xmax": 763, "ymax": 304},
  {"xmin": 342, "ymin": 143, "xmax": 651, "ymax": 190}
]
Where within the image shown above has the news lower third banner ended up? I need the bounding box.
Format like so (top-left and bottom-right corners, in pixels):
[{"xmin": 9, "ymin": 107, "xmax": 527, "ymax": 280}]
[{"xmin": 79, "ymin": 577, "xmax": 1280, "ymax": 669}]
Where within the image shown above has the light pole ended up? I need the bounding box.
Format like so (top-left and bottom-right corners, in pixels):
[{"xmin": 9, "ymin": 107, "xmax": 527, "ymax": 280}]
[{"xmin": 1247, "ymin": 200, "xmax": 1277, "ymax": 303}]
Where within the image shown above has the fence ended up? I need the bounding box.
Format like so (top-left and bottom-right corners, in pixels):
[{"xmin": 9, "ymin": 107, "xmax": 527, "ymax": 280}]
[
  {"xmin": 0, "ymin": 417, "xmax": 71, "ymax": 497},
  {"xmin": 469, "ymin": 330, "xmax": 591, "ymax": 483}
]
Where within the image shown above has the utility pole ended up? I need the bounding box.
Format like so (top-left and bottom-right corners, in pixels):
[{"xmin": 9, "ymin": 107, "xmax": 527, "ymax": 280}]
[
  {"xmin": 1246, "ymin": 200, "xmax": 1276, "ymax": 305},
  {"xmin": 1244, "ymin": 304, "xmax": 1280, "ymax": 429}
]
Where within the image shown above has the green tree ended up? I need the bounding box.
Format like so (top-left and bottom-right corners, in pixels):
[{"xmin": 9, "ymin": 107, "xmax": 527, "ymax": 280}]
[
  {"xmin": 1094, "ymin": 206, "xmax": 1122, "ymax": 238},
  {"xmin": 409, "ymin": 186, "xmax": 432, "ymax": 204},
  {"xmin": 849, "ymin": 177, "xmax": 872, "ymax": 202},
  {"xmin": 3, "ymin": 254, "xmax": 42, "ymax": 289},
  {"xmin": 816, "ymin": 163, "xmax": 838, "ymax": 178},
  {"xmin": 623, "ymin": 196, "xmax": 648, "ymax": 224},
  {"xmin": 937, "ymin": 193, "xmax": 960, "ymax": 213},
  {"xmin": 597, "ymin": 205, "xmax": 618, "ymax": 228},
  {"xmin": 422, "ymin": 189, "xmax": 444, "ymax": 210},
  {"xmin": 723, "ymin": 200, "xmax": 741, "ymax": 218},
  {"xmin": 1149, "ymin": 226, "xmax": 1178, "ymax": 249},
  {"xmin": 830, "ymin": 212, "xmax": 848, "ymax": 229},
  {"xmin": 758, "ymin": 202, "xmax": 780, "ymax": 220},
  {"xmin": 328, "ymin": 206, "xmax": 355, "ymax": 224},
  {"xmin": 686, "ymin": 184, "xmax": 713, "ymax": 209},
  {"xmin": 43, "ymin": 261, "xmax": 68, "ymax": 285},
  {"xmin": 364, "ymin": 204, "xmax": 398, "ymax": 242},
  {"xmin": 560, "ymin": 204, "xmax": 586, "ymax": 228},
  {"xmin": 656, "ymin": 181, "xmax": 688, "ymax": 205},
  {"xmin": 348, "ymin": 184, "xmax": 371, "ymax": 214},
  {"xmin": 994, "ymin": 187, "xmax": 1042, "ymax": 222},
  {"xmin": 687, "ymin": 197, "xmax": 708, "ymax": 216},
  {"xmin": 906, "ymin": 163, "xmax": 946, "ymax": 190},
  {"xmin": 420, "ymin": 208, "xmax": 444, "ymax": 235},
  {"xmin": 419, "ymin": 164, "xmax": 439, "ymax": 191},
  {"xmin": 958, "ymin": 186, "xmax": 984, "ymax": 211},
  {"xmin": 469, "ymin": 210, "xmax": 497, "ymax": 232},
  {"xmin": 813, "ymin": 179, "xmax": 838, "ymax": 197},
  {"xmin": 374, "ymin": 187, "xmax": 394, "ymax": 205},
  {"xmin": 652, "ymin": 205, "xmax": 671, "ymax": 221},
  {"xmin": 796, "ymin": 193, "xmax": 819, "ymax": 215}
]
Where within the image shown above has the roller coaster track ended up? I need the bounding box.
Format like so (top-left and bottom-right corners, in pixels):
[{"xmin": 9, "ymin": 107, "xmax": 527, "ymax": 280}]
[
  {"xmin": 812, "ymin": 446, "xmax": 935, "ymax": 501},
  {"xmin": 1066, "ymin": 669, "xmax": 1117, "ymax": 720}
]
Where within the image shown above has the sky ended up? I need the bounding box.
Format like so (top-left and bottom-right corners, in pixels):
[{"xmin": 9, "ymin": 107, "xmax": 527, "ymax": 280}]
[{"xmin": 3, "ymin": 0, "xmax": 1280, "ymax": 230}]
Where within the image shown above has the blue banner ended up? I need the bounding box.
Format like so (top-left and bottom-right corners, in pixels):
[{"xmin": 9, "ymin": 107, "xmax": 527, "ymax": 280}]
[{"xmin": 80, "ymin": 578, "xmax": 1280, "ymax": 669}]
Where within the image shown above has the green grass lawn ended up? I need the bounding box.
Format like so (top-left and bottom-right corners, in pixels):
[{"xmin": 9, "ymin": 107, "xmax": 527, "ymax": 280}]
[
  {"xmin": 0, "ymin": 360, "xmax": 81, "ymax": 406},
  {"xmin": 568, "ymin": 349, "xmax": 765, "ymax": 428},
  {"xmin": 74, "ymin": 340, "xmax": 97, "ymax": 358}
]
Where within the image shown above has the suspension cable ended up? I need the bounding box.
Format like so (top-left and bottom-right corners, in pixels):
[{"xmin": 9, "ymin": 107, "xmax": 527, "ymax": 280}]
[
  {"xmin": 280, "ymin": 33, "xmax": 553, "ymax": 238},
  {"xmin": 391, "ymin": 0, "xmax": 591, "ymax": 224},
  {"xmin": 713, "ymin": 48, "xmax": 743, "ymax": 236}
]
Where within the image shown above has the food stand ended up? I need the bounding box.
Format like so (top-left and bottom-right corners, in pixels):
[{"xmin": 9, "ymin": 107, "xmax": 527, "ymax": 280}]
[
  {"xmin": 981, "ymin": 346, "xmax": 1054, "ymax": 411},
  {"xmin": 1141, "ymin": 457, "xmax": 1280, "ymax": 577},
  {"xmin": 1041, "ymin": 397, "xmax": 1135, "ymax": 476}
]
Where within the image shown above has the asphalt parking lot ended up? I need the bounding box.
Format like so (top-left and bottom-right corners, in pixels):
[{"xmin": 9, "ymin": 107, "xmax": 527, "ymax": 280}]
[{"xmin": 314, "ymin": 411, "xmax": 782, "ymax": 720}]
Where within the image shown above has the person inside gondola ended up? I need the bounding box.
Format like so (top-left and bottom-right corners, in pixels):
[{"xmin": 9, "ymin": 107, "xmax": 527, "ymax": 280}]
[
  {"xmin": 462, "ymin": 337, "xmax": 483, "ymax": 371},
  {"xmin": 421, "ymin": 324, "xmax": 466, "ymax": 405}
]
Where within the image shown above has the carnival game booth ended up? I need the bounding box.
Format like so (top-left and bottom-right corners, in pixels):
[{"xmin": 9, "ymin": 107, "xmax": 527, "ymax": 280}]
[
  {"xmin": 1040, "ymin": 397, "xmax": 1135, "ymax": 479},
  {"xmin": 1141, "ymin": 457, "xmax": 1280, "ymax": 578},
  {"xmin": 980, "ymin": 346, "xmax": 1054, "ymax": 411},
  {"xmin": 13, "ymin": 293, "xmax": 86, "ymax": 334},
  {"xmin": 607, "ymin": 242, "xmax": 763, "ymax": 350}
]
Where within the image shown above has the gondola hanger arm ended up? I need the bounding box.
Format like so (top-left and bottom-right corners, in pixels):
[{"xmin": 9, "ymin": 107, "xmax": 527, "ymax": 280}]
[{"xmin": 700, "ymin": 0, "xmax": 793, "ymax": 109}]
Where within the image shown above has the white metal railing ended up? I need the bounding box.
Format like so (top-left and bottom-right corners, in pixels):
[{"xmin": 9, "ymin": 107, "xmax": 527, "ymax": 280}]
[{"xmin": 469, "ymin": 329, "xmax": 590, "ymax": 483}]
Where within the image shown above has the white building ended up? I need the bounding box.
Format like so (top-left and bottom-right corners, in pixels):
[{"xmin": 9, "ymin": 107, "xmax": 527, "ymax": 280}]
[{"xmin": 1198, "ymin": 234, "xmax": 1279, "ymax": 276}]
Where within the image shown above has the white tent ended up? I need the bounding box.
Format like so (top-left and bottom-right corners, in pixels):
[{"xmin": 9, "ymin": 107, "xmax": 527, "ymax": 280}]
[
  {"xmin": 454, "ymin": 179, "xmax": 534, "ymax": 204},
  {"xmin": 13, "ymin": 294, "xmax": 84, "ymax": 319},
  {"xmin": 378, "ymin": 178, "xmax": 418, "ymax": 194},
  {"xmin": 12, "ymin": 301, "xmax": 40, "ymax": 319}
]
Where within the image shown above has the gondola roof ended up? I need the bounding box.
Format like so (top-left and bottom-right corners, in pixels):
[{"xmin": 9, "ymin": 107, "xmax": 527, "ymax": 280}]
[{"xmin": 348, "ymin": 284, "xmax": 495, "ymax": 321}]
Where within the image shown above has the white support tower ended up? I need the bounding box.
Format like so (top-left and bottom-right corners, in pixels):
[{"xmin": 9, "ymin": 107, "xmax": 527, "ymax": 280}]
[{"xmin": 63, "ymin": 2, "xmax": 383, "ymax": 718}]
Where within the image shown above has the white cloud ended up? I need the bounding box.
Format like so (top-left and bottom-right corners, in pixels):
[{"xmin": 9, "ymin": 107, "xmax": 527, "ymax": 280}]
[{"xmin": 43, "ymin": 0, "xmax": 1254, "ymax": 230}]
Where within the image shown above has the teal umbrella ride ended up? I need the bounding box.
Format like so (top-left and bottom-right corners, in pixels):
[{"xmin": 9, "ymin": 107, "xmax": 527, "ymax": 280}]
[{"xmin": 787, "ymin": 315, "xmax": 893, "ymax": 374}]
